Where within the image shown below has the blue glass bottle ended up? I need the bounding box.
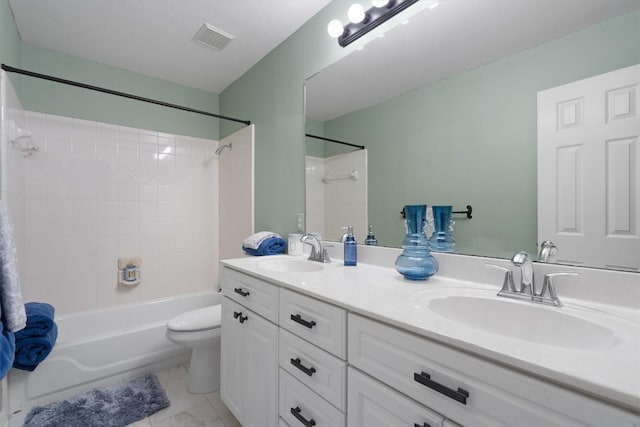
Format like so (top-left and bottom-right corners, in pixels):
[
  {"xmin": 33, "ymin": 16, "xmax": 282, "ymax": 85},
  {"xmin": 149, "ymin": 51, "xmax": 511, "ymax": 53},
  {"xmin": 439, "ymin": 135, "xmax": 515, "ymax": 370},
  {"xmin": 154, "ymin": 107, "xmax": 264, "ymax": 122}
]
[
  {"xmin": 395, "ymin": 205, "xmax": 439, "ymax": 280},
  {"xmin": 429, "ymin": 205, "xmax": 455, "ymax": 252},
  {"xmin": 364, "ymin": 225, "xmax": 378, "ymax": 246},
  {"xmin": 344, "ymin": 226, "xmax": 357, "ymax": 266}
]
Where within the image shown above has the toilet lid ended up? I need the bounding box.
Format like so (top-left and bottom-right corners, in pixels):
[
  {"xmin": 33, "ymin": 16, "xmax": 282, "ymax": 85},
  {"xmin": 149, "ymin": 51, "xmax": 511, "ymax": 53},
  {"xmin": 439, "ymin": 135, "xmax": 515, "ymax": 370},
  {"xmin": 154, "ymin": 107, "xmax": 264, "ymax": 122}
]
[{"xmin": 167, "ymin": 305, "xmax": 221, "ymax": 332}]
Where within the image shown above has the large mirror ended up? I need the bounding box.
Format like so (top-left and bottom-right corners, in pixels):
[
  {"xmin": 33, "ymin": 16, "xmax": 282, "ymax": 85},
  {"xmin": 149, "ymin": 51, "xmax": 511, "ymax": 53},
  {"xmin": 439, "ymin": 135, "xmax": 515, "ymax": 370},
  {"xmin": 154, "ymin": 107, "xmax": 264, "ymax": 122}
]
[{"xmin": 305, "ymin": 0, "xmax": 640, "ymax": 271}]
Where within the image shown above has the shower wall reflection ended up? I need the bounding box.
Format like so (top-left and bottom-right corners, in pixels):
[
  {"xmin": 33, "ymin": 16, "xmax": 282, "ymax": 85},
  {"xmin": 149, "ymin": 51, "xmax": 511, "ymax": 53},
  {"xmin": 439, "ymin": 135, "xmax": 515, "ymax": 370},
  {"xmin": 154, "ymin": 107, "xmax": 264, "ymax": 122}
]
[{"xmin": 305, "ymin": 149, "xmax": 368, "ymax": 242}]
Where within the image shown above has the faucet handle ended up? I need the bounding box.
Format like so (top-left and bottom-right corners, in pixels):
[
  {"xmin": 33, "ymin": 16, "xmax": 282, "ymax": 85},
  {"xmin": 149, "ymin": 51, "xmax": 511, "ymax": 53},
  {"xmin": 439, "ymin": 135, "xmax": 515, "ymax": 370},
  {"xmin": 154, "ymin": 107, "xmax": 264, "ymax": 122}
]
[
  {"xmin": 485, "ymin": 264, "xmax": 516, "ymax": 293},
  {"xmin": 539, "ymin": 272, "xmax": 579, "ymax": 306},
  {"xmin": 322, "ymin": 245, "xmax": 333, "ymax": 263}
]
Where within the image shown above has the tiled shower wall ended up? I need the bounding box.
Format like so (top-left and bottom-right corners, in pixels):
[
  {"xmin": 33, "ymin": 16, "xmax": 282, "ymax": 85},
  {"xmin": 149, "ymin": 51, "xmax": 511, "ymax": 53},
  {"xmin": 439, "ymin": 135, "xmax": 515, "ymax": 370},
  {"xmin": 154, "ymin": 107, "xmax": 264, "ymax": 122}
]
[
  {"xmin": 305, "ymin": 149, "xmax": 367, "ymax": 242},
  {"xmin": 17, "ymin": 111, "xmax": 219, "ymax": 314}
]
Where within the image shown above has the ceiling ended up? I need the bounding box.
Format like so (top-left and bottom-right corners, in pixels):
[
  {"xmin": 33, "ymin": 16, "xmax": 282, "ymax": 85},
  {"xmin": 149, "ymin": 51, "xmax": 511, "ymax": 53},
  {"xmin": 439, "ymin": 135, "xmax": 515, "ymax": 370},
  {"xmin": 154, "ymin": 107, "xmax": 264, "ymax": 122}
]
[
  {"xmin": 8, "ymin": 0, "xmax": 331, "ymax": 94},
  {"xmin": 306, "ymin": 0, "xmax": 640, "ymax": 121}
]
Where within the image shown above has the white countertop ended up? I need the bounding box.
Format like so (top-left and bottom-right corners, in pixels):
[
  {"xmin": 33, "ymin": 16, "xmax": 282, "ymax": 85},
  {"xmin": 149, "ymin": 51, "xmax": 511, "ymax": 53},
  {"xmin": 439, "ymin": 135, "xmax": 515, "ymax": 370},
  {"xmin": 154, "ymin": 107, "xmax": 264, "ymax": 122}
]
[{"xmin": 220, "ymin": 255, "xmax": 640, "ymax": 413}]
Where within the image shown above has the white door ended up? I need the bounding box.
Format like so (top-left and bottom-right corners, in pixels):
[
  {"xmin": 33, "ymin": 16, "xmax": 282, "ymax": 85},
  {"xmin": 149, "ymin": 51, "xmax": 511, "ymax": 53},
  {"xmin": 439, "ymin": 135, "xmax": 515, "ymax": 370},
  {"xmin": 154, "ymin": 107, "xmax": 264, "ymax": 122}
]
[{"xmin": 538, "ymin": 64, "xmax": 640, "ymax": 271}]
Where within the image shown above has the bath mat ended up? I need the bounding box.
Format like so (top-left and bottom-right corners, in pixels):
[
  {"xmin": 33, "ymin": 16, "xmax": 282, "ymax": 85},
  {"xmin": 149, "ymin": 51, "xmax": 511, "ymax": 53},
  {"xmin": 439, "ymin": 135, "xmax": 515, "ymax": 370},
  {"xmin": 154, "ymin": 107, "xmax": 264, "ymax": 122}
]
[{"xmin": 23, "ymin": 373, "xmax": 170, "ymax": 427}]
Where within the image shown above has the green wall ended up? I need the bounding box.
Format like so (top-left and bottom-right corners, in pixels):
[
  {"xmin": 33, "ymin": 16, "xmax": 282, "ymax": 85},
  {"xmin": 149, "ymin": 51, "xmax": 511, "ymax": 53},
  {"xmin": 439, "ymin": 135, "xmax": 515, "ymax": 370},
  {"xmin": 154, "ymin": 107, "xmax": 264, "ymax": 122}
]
[
  {"xmin": 19, "ymin": 44, "xmax": 220, "ymax": 139},
  {"xmin": 322, "ymin": 11, "xmax": 640, "ymax": 256},
  {"xmin": 0, "ymin": 0, "xmax": 21, "ymax": 86},
  {"xmin": 219, "ymin": 0, "xmax": 362, "ymax": 235}
]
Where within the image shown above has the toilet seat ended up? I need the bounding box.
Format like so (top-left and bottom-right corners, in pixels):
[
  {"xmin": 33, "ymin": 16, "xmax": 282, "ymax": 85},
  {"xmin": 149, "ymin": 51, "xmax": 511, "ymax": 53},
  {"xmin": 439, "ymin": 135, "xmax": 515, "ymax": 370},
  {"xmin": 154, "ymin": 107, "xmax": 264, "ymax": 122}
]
[{"xmin": 167, "ymin": 305, "xmax": 221, "ymax": 332}]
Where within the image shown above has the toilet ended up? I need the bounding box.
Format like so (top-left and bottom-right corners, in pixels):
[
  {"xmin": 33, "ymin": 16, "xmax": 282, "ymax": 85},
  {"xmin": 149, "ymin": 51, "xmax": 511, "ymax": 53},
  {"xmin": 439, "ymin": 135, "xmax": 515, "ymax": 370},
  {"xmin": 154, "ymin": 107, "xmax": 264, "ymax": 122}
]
[{"xmin": 166, "ymin": 304, "xmax": 222, "ymax": 394}]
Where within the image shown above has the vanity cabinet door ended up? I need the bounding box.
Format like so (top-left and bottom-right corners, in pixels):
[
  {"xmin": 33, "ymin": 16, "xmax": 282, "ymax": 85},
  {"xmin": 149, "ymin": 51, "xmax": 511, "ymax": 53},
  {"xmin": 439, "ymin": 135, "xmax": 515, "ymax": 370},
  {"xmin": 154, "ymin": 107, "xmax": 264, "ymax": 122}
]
[
  {"xmin": 221, "ymin": 296, "xmax": 279, "ymax": 427},
  {"xmin": 280, "ymin": 368, "xmax": 345, "ymax": 427},
  {"xmin": 221, "ymin": 266, "xmax": 279, "ymax": 322},
  {"xmin": 279, "ymin": 288, "xmax": 346, "ymax": 359},
  {"xmin": 348, "ymin": 367, "xmax": 445, "ymax": 427},
  {"xmin": 279, "ymin": 328, "xmax": 347, "ymax": 410},
  {"xmin": 348, "ymin": 313, "xmax": 638, "ymax": 427}
]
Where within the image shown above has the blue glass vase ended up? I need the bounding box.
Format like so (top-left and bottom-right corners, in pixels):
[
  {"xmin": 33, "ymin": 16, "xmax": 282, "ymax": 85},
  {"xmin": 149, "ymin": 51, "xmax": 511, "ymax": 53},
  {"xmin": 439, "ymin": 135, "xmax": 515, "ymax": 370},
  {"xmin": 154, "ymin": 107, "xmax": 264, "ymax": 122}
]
[
  {"xmin": 429, "ymin": 205, "xmax": 455, "ymax": 253},
  {"xmin": 395, "ymin": 205, "xmax": 439, "ymax": 280}
]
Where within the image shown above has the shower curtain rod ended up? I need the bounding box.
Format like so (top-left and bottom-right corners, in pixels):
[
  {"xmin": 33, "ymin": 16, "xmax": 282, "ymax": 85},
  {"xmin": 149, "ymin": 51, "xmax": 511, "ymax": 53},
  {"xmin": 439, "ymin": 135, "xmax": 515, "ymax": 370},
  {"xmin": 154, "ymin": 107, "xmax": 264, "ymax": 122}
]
[
  {"xmin": 1, "ymin": 64, "xmax": 251, "ymax": 126},
  {"xmin": 305, "ymin": 133, "xmax": 365, "ymax": 150}
]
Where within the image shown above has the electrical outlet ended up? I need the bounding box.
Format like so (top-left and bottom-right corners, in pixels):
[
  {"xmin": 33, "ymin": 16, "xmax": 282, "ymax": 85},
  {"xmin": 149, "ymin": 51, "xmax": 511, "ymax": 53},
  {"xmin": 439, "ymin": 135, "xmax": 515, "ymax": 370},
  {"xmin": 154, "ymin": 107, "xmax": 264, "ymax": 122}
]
[{"xmin": 296, "ymin": 213, "xmax": 305, "ymax": 232}]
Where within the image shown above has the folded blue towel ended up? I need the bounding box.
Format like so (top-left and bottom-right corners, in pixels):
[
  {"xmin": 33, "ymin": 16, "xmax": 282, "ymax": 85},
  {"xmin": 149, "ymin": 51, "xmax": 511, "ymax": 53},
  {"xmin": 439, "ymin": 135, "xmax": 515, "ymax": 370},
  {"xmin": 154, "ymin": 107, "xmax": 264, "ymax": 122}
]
[
  {"xmin": 0, "ymin": 320, "xmax": 15, "ymax": 379},
  {"xmin": 13, "ymin": 323, "xmax": 57, "ymax": 372},
  {"xmin": 242, "ymin": 236, "xmax": 286, "ymax": 256},
  {"xmin": 15, "ymin": 302, "xmax": 55, "ymax": 338},
  {"xmin": 12, "ymin": 302, "xmax": 57, "ymax": 371}
]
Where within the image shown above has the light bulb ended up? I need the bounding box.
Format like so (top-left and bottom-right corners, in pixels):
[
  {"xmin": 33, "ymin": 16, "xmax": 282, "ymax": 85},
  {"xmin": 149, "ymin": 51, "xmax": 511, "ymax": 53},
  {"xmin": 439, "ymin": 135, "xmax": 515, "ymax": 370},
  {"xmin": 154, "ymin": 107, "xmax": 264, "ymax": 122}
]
[
  {"xmin": 327, "ymin": 19, "xmax": 344, "ymax": 38},
  {"xmin": 348, "ymin": 3, "xmax": 366, "ymax": 24},
  {"xmin": 371, "ymin": 0, "xmax": 390, "ymax": 7}
]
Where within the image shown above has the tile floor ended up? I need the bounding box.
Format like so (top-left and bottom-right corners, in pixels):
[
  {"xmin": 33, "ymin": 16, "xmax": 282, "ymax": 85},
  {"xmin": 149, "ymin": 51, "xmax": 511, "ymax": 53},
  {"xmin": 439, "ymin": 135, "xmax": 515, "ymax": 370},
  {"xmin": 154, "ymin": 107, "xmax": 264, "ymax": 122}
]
[
  {"xmin": 11, "ymin": 364, "xmax": 241, "ymax": 427},
  {"xmin": 131, "ymin": 364, "xmax": 241, "ymax": 427}
]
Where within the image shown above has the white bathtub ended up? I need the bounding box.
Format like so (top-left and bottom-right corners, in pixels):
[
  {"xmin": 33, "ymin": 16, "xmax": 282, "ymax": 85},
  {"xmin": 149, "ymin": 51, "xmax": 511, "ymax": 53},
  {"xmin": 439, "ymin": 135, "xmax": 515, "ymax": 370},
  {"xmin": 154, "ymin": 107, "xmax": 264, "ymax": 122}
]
[{"xmin": 7, "ymin": 291, "xmax": 220, "ymax": 414}]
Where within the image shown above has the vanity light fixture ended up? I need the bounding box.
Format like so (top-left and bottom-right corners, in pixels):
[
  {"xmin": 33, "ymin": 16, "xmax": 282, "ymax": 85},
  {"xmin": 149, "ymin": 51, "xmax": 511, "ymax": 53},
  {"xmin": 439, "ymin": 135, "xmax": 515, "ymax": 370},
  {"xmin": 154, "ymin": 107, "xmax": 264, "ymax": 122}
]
[{"xmin": 328, "ymin": 0, "xmax": 420, "ymax": 47}]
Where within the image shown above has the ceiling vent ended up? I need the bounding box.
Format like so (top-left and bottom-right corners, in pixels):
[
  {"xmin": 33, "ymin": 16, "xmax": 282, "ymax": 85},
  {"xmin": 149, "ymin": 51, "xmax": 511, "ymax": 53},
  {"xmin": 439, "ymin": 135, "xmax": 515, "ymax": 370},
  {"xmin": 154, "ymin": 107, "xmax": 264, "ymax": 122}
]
[{"xmin": 193, "ymin": 22, "xmax": 235, "ymax": 50}]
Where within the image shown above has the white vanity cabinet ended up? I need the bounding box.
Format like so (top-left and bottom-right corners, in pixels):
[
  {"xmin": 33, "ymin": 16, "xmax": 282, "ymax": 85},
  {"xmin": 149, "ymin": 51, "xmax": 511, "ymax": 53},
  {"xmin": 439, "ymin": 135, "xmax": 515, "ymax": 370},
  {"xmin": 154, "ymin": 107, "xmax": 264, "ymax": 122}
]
[
  {"xmin": 348, "ymin": 313, "xmax": 639, "ymax": 427},
  {"xmin": 278, "ymin": 288, "xmax": 347, "ymax": 427},
  {"xmin": 220, "ymin": 268, "xmax": 279, "ymax": 427}
]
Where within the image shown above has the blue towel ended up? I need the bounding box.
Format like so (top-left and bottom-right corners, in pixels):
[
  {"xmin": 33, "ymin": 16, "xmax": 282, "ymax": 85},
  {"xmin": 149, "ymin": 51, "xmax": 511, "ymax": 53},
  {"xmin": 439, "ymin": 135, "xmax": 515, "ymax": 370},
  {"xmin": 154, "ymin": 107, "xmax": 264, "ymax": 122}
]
[
  {"xmin": 12, "ymin": 302, "xmax": 57, "ymax": 372},
  {"xmin": 0, "ymin": 320, "xmax": 15, "ymax": 379},
  {"xmin": 242, "ymin": 236, "xmax": 286, "ymax": 256},
  {"xmin": 15, "ymin": 302, "xmax": 55, "ymax": 338},
  {"xmin": 13, "ymin": 323, "xmax": 57, "ymax": 372}
]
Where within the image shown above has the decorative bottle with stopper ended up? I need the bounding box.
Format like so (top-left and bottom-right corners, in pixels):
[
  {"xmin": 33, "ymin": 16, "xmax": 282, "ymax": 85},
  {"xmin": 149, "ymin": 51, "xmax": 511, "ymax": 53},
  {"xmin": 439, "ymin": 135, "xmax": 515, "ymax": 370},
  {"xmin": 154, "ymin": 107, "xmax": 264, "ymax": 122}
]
[{"xmin": 364, "ymin": 225, "xmax": 378, "ymax": 246}]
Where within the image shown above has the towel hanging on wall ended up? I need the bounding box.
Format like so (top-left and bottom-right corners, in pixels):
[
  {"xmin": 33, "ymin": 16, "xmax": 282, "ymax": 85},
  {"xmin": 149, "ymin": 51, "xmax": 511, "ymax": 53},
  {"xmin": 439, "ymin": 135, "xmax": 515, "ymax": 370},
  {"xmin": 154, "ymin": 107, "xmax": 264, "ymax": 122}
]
[{"xmin": 0, "ymin": 200, "xmax": 26, "ymax": 332}]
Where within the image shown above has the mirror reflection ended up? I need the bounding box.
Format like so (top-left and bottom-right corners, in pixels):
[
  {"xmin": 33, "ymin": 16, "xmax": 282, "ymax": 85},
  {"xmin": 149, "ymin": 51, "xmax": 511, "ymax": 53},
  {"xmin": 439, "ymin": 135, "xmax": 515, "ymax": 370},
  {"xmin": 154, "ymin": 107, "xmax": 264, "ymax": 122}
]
[{"xmin": 305, "ymin": 1, "xmax": 640, "ymax": 271}]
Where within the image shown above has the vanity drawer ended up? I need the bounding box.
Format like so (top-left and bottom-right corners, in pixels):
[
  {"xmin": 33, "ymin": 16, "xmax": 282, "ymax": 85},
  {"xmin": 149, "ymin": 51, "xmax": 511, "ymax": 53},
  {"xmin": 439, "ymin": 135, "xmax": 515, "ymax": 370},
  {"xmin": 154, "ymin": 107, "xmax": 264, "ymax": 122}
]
[
  {"xmin": 279, "ymin": 328, "xmax": 347, "ymax": 411},
  {"xmin": 279, "ymin": 368, "xmax": 345, "ymax": 427},
  {"xmin": 348, "ymin": 314, "xmax": 637, "ymax": 427},
  {"xmin": 348, "ymin": 366, "xmax": 445, "ymax": 427},
  {"xmin": 220, "ymin": 267, "xmax": 278, "ymax": 322},
  {"xmin": 279, "ymin": 289, "xmax": 346, "ymax": 359}
]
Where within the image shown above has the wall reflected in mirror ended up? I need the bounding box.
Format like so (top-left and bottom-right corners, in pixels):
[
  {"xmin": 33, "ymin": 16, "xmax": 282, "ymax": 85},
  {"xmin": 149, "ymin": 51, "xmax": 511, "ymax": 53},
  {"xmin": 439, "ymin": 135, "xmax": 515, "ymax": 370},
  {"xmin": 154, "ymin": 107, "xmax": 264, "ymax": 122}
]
[{"xmin": 304, "ymin": 1, "xmax": 640, "ymax": 271}]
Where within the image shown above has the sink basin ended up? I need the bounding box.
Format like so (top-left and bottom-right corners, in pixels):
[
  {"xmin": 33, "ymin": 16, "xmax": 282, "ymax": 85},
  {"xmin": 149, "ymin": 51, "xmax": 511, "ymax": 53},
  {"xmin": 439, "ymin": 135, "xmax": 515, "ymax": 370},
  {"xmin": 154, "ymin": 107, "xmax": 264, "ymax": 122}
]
[
  {"xmin": 428, "ymin": 295, "xmax": 619, "ymax": 349},
  {"xmin": 256, "ymin": 258, "xmax": 324, "ymax": 273}
]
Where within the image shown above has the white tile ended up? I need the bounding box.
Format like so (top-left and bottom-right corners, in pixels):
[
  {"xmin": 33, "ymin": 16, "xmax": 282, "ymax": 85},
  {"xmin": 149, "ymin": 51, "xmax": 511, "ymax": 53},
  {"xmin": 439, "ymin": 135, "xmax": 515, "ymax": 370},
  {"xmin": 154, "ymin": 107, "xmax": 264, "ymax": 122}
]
[
  {"xmin": 152, "ymin": 402, "xmax": 224, "ymax": 427},
  {"xmin": 119, "ymin": 183, "xmax": 140, "ymax": 201},
  {"xmin": 119, "ymin": 200, "xmax": 139, "ymax": 218},
  {"xmin": 118, "ymin": 147, "xmax": 139, "ymax": 167},
  {"xmin": 205, "ymin": 391, "xmax": 241, "ymax": 427},
  {"xmin": 140, "ymin": 184, "xmax": 158, "ymax": 201},
  {"xmin": 149, "ymin": 376, "xmax": 207, "ymax": 424}
]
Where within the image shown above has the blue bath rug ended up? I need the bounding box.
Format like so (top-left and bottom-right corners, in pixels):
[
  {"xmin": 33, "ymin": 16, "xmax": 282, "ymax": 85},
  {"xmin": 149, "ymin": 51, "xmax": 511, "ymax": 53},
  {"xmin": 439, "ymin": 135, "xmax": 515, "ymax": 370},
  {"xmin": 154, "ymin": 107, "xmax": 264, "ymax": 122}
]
[{"xmin": 23, "ymin": 373, "xmax": 170, "ymax": 427}]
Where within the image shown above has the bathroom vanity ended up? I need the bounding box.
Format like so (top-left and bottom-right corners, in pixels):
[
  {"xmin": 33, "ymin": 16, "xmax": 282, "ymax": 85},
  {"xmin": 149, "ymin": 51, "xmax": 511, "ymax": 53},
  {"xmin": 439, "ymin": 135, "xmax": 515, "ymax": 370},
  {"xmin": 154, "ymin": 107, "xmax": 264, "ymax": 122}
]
[{"xmin": 219, "ymin": 253, "xmax": 640, "ymax": 427}]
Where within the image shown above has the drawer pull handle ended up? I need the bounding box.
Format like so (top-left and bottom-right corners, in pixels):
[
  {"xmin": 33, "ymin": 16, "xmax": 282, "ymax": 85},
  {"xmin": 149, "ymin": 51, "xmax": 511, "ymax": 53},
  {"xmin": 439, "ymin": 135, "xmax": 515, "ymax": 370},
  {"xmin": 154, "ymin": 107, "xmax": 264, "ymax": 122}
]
[
  {"xmin": 291, "ymin": 406, "xmax": 316, "ymax": 427},
  {"xmin": 414, "ymin": 424, "xmax": 431, "ymax": 427},
  {"xmin": 290, "ymin": 314, "xmax": 316, "ymax": 329},
  {"xmin": 290, "ymin": 358, "xmax": 316, "ymax": 376},
  {"xmin": 234, "ymin": 287, "xmax": 250, "ymax": 297},
  {"xmin": 414, "ymin": 371, "xmax": 469, "ymax": 405}
]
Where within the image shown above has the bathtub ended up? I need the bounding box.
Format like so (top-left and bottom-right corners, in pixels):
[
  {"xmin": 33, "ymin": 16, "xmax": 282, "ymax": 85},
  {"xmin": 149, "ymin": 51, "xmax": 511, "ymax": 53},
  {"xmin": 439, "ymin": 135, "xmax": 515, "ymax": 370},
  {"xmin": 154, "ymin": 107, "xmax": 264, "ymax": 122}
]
[{"xmin": 7, "ymin": 291, "xmax": 220, "ymax": 415}]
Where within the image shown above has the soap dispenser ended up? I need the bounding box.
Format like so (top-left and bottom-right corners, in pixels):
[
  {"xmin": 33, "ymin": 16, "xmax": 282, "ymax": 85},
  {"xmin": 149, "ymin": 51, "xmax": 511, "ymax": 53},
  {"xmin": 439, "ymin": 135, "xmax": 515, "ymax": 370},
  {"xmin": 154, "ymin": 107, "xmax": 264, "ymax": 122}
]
[
  {"xmin": 344, "ymin": 226, "xmax": 357, "ymax": 266},
  {"xmin": 364, "ymin": 225, "xmax": 378, "ymax": 246}
]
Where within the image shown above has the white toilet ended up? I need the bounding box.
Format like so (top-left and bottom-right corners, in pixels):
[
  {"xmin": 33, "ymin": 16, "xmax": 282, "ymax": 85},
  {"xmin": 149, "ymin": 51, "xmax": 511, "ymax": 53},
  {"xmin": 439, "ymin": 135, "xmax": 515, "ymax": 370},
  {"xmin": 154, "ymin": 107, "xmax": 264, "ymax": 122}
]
[{"xmin": 166, "ymin": 304, "xmax": 222, "ymax": 394}]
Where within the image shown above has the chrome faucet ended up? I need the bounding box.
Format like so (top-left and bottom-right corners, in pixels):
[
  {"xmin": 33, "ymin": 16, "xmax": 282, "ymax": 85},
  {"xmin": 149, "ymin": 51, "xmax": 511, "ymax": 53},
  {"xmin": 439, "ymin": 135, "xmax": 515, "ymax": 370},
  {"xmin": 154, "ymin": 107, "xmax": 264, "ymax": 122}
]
[
  {"xmin": 538, "ymin": 241, "xmax": 558, "ymax": 263},
  {"xmin": 486, "ymin": 250, "xmax": 579, "ymax": 307},
  {"xmin": 511, "ymin": 251, "xmax": 535, "ymax": 295},
  {"xmin": 300, "ymin": 234, "xmax": 331, "ymax": 263}
]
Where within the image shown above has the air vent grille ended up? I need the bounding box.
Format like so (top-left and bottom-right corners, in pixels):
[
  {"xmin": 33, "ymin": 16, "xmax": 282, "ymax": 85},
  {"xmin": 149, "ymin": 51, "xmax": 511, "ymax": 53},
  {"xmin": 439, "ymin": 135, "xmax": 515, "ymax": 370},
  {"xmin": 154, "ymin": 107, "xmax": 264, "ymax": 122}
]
[{"xmin": 193, "ymin": 22, "xmax": 234, "ymax": 50}]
